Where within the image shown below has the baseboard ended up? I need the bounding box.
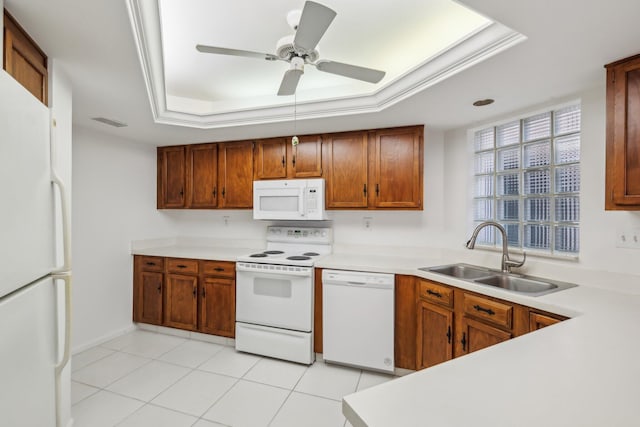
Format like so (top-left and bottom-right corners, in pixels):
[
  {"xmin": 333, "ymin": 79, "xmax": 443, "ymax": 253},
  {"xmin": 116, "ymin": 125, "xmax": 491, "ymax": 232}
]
[{"xmin": 71, "ymin": 324, "xmax": 136, "ymax": 354}]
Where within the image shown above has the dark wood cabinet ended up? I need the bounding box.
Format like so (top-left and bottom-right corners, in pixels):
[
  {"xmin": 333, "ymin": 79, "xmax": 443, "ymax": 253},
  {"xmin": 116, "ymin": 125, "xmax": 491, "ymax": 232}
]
[
  {"xmin": 133, "ymin": 256, "xmax": 164, "ymax": 326},
  {"xmin": 187, "ymin": 143, "xmax": 218, "ymax": 208},
  {"xmin": 371, "ymin": 126, "xmax": 423, "ymax": 209},
  {"xmin": 254, "ymin": 138, "xmax": 288, "ymax": 180},
  {"xmin": 288, "ymin": 135, "xmax": 323, "ymax": 178},
  {"xmin": 457, "ymin": 317, "xmax": 511, "ymax": 356},
  {"xmin": 3, "ymin": 10, "xmax": 48, "ymax": 105},
  {"xmin": 394, "ymin": 275, "xmax": 418, "ymax": 370},
  {"xmin": 133, "ymin": 256, "xmax": 236, "ymax": 338},
  {"xmin": 218, "ymin": 141, "xmax": 254, "ymax": 208},
  {"xmin": 324, "ymin": 131, "xmax": 369, "ymax": 208},
  {"xmin": 417, "ymin": 300, "xmax": 453, "ymax": 369},
  {"xmin": 199, "ymin": 260, "xmax": 235, "ymax": 337},
  {"xmin": 605, "ymin": 54, "xmax": 640, "ymax": 209},
  {"xmin": 157, "ymin": 146, "xmax": 186, "ymax": 208},
  {"xmin": 529, "ymin": 310, "xmax": 567, "ymax": 331}
]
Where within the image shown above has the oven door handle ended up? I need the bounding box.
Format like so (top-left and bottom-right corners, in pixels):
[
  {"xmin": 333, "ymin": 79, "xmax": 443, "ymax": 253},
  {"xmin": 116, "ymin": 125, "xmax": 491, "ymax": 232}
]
[{"xmin": 236, "ymin": 265, "xmax": 313, "ymax": 277}]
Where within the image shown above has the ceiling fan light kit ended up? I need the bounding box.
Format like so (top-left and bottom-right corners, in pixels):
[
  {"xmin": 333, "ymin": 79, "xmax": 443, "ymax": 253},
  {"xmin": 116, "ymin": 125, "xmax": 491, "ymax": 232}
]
[{"xmin": 196, "ymin": 0, "xmax": 386, "ymax": 96}]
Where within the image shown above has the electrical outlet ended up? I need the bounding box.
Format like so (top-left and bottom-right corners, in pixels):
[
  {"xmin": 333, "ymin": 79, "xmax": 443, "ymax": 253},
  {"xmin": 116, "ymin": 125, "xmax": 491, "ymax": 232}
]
[
  {"xmin": 616, "ymin": 229, "xmax": 640, "ymax": 249},
  {"xmin": 363, "ymin": 216, "xmax": 373, "ymax": 230},
  {"xmin": 223, "ymin": 215, "xmax": 230, "ymax": 227}
]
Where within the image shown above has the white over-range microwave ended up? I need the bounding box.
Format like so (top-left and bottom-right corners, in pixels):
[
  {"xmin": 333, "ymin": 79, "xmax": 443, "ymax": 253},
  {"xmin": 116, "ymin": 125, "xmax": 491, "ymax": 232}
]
[{"xmin": 253, "ymin": 178, "xmax": 327, "ymax": 220}]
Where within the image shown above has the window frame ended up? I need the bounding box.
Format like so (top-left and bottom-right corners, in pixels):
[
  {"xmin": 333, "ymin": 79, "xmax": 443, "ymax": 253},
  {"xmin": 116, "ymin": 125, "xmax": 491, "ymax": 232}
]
[{"xmin": 469, "ymin": 101, "xmax": 581, "ymax": 259}]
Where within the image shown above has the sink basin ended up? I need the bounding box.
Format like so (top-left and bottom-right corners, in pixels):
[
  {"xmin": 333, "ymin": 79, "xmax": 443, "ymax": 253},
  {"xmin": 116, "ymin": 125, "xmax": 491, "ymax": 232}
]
[
  {"xmin": 421, "ymin": 264, "xmax": 493, "ymax": 280},
  {"xmin": 474, "ymin": 275, "xmax": 558, "ymax": 296},
  {"xmin": 420, "ymin": 263, "xmax": 577, "ymax": 296}
]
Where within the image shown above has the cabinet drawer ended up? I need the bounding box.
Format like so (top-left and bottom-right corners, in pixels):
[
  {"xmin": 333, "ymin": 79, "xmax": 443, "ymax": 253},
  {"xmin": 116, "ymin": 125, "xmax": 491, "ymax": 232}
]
[
  {"xmin": 418, "ymin": 280, "xmax": 453, "ymax": 308},
  {"xmin": 140, "ymin": 256, "xmax": 164, "ymax": 272},
  {"xmin": 462, "ymin": 293, "xmax": 513, "ymax": 330},
  {"xmin": 167, "ymin": 258, "xmax": 199, "ymax": 274},
  {"xmin": 202, "ymin": 260, "xmax": 235, "ymax": 278}
]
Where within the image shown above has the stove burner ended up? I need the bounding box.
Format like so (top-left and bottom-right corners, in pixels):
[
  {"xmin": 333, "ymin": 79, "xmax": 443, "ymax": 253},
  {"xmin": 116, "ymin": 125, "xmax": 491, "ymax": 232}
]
[
  {"xmin": 287, "ymin": 256, "xmax": 311, "ymax": 261},
  {"xmin": 250, "ymin": 253, "xmax": 268, "ymax": 258},
  {"xmin": 303, "ymin": 252, "xmax": 320, "ymax": 256},
  {"xmin": 263, "ymin": 250, "xmax": 284, "ymax": 255}
]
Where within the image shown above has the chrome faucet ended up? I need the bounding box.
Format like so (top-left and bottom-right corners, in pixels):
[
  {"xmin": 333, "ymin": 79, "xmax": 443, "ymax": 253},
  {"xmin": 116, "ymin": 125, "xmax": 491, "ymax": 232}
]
[{"xmin": 466, "ymin": 221, "xmax": 526, "ymax": 273}]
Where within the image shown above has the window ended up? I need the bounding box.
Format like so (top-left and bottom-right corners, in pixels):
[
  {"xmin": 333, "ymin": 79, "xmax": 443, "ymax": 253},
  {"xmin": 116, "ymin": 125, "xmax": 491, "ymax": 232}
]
[{"xmin": 472, "ymin": 104, "xmax": 581, "ymax": 256}]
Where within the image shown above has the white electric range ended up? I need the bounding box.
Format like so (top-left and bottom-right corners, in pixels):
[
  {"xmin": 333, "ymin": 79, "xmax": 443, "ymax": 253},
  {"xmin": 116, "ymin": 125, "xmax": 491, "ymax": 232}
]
[{"xmin": 235, "ymin": 226, "xmax": 332, "ymax": 364}]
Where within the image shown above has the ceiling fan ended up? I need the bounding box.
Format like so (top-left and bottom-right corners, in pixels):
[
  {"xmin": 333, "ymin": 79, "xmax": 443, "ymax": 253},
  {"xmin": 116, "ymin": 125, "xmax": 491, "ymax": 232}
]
[{"xmin": 196, "ymin": 1, "xmax": 386, "ymax": 96}]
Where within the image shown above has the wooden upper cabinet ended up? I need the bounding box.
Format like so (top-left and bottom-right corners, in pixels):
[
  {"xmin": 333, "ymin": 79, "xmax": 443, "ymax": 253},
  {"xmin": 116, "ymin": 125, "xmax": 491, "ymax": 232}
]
[
  {"xmin": 254, "ymin": 138, "xmax": 287, "ymax": 180},
  {"xmin": 605, "ymin": 54, "xmax": 640, "ymax": 209},
  {"xmin": 218, "ymin": 141, "xmax": 254, "ymax": 208},
  {"xmin": 157, "ymin": 146, "xmax": 187, "ymax": 208},
  {"xmin": 254, "ymin": 135, "xmax": 323, "ymax": 180},
  {"xmin": 371, "ymin": 126, "xmax": 423, "ymax": 209},
  {"xmin": 3, "ymin": 10, "xmax": 48, "ymax": 105},
  {"xmin": 324, "ymin": 131, "xmax": 369, "ymax": 208},
  {"xmin": 288, "ymin": 134, "xmax": 323, "ymax": 178},
  {"xmin": 187, "ymin": 144, "xmax": 218, "ymax": 208}
]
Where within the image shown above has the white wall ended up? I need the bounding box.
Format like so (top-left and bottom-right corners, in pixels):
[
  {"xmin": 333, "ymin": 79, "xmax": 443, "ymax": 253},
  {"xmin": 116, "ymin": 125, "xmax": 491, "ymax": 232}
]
[{"xmin": 72, "ymin": 87, "xmax": 640, "ymax": 350}]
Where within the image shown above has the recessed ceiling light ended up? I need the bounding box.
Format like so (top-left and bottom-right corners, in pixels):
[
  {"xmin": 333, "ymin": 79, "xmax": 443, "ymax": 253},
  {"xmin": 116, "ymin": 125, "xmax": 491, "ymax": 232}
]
[
  {"xmin": 91, "ymin": 117, "xmax": 128, "ymax": 128},
  {"xmin": 473, "ymin": 99, "xmax": 494, "ymax": 107}
]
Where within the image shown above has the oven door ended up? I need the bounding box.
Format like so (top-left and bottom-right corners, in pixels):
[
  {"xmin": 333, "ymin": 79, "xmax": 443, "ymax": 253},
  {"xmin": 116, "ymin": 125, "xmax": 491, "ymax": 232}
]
[{"xmin": 236, "ymin": 263, "xmax": 313, "ymax": 332}]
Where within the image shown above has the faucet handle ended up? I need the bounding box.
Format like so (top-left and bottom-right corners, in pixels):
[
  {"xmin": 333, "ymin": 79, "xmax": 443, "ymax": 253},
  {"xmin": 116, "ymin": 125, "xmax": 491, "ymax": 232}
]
[{"xmin": 505, "ymin": 252, "xmax": 526, "ymax": 269}]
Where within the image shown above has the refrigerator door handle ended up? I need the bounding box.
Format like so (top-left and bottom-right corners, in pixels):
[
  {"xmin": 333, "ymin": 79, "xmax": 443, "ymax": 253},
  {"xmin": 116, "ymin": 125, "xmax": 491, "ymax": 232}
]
[
  {"xmin": 53, "ymin": 273, "xmax": 71, "ymax": 427},
  {"xmin": 51, "ymin": 171, "xmax": 71, "ymax": 274}
]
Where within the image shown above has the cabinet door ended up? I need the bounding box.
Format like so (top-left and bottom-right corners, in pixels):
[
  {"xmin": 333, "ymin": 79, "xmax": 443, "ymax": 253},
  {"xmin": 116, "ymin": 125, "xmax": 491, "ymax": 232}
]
[
  {"xmin": 606, "ymin": 55, "xmax": 640, "ymax": 208},
  {"xmin": 164, "ymin": 274, "xmax": 198, "ymax": 330},
  {"xmin": 529, "ymin": 312, "xmax": 562, "ymax": 331},
  {"xmin": 371, "ymin": 126, "xmax": 423, "ymax": 209},
  {"xmin": 324, "ymin": 131, "xmax": 369, "ymax": 208},
  {"xmin": 3, "ymin": 11, "xmax": 48, "ymax": 105},
  {"xmin": 416, "ymin": 301, "xmax": 453, "ymax": 369},
  {"xmin": 395, "ymin": 275, "xmax": 417, "ymax": 370},
  {"xmin": 136, "ymin": 271, "xmax": 164, "ymax": 325},
  {"xmin": 254, "ymin": 138, "xmax": 287, "ymax": 179},
  {"xmin": 199, "ymin": 277, "xmax": 235, "ymax": 337},
  {"xmin": 187, "ymin": 144, "xmax": 217, "ymax": 208},
  {"xmin": 457, "ymin": 317, "xmax": 511, "ymax": 357},
  {"xmin": 288, "ymin": 135, "xmax": 323, "ymax": 178},
  {"xmin": 218, "ymin": 141, "xmax": 254, "ymax": 208},
  {"xmin": 157, "ymin": 146, "xmax": 186, "ymax": 208}
]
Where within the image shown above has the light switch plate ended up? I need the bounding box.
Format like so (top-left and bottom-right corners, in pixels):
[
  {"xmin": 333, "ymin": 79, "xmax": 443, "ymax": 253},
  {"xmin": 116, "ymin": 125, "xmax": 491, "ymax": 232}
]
[{"xmin": 616, "ymin": 229, "xmax": 640, "ymax": 249}]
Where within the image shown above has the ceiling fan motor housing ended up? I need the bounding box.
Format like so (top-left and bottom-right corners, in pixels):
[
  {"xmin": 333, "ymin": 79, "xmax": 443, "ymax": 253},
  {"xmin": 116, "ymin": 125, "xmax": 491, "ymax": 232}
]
[{"xmin": 276, "ymin": 35, "xmax": 319, "ymax": 62}]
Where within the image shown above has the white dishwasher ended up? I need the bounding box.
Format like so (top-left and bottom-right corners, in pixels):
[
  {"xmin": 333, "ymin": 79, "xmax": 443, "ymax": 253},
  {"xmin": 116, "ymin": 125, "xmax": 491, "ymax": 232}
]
[{"xmin": 322, "ymin": 269, "xmax": 395, "ymax": 373}]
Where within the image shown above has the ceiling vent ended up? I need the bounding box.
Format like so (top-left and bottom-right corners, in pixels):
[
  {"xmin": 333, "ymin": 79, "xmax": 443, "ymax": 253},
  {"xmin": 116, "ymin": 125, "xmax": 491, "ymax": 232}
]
[{"xmin": 91, "ymin": 117, "xmax": 128, "ymax": 128}]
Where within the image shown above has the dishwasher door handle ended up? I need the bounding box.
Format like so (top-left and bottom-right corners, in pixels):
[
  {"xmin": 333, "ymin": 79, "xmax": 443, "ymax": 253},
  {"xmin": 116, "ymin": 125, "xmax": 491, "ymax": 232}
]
[{"xmin": 347, "ymin": 281, "xmax": 367, "ymax": 285}]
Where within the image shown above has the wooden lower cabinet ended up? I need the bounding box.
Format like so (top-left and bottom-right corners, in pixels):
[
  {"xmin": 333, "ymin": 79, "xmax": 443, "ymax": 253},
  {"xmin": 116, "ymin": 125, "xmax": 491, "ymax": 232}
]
[
  {"xmin": 395, "ymin": 275, "xmax": 418, "ymax": 370},
  {"xmin": 199, "ymin": 276, "xmax": 235, "ymax": 337},
  {"xmin": 456, "ymin": 317, "xmax": 511, "ymax": 356},
  {"xmin": 416, "ymin": 300, "xmax": 453, "ymax": 369},
  {"xmin": 529, "ymin": 310, "xmax": 567, "ymax": 331},
  {"xmin": 164, "ymin": 273, "xmax": 198, "ymax": 330},
  {"xmin": 133, "ymin": 256, "xmax": 236, "ymax": 338}
]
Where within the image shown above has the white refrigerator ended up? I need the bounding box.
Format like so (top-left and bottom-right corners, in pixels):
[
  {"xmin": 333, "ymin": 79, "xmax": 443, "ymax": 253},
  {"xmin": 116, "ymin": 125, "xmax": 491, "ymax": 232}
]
[{"xmin": 0, "ymin": 70, "xmax": 72, "ymax": 426}]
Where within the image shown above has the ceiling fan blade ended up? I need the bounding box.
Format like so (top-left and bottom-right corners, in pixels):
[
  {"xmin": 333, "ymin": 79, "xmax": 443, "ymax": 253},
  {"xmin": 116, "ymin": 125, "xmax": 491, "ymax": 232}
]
[
  {"xmin": 196, "ymin": 44, "xmax": 277, "ymax": 61},
  {"xmin": 278, "ymin": 69, "xmax": 304, "ymax": 96},
  {"xmin": 293, "ymin": 1, "xmax": 336, "ymax": 53},
  {"xmin": 315, "ymin": 60, "xmax": 386, "ymax": 83}
]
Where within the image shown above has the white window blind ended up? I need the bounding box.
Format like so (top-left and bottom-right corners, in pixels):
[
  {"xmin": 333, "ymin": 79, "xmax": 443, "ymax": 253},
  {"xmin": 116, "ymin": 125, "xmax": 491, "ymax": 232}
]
[{"xmin": 472, "ymin": 104, "xmax": 581, "ymax": 255}]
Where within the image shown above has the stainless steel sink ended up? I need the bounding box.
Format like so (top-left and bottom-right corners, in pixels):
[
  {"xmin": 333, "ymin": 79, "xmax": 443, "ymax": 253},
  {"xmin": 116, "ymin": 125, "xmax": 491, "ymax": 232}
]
[
  {"xmin": 422, "ymin": 264, "xmax": 493, "ymax": 280},
  {"xmin": 420, "ymin": 263, "xmax": 577, "ymax": 297}
]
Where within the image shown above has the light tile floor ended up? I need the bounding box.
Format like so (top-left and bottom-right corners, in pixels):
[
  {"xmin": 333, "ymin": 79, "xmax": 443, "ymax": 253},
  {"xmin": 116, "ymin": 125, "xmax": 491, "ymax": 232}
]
[{"xmin": 71, "ymin": 329, "xmax": 395, "ymax": 427}]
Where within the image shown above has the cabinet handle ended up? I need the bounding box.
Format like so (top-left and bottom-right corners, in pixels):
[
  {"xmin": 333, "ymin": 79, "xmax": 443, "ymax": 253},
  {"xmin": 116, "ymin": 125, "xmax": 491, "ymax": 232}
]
[
  {"xmin": 282, "ymin": 156, "xmax": 285, "ymax": 167},
  {"xmin": 461, "ymin": 332, "xmax": 467, "ymax": 351},
  {"xmin": 157, "ymin": 284, "xmax": 162, "ymax": 293},
  {"xmin": 363, "ymin": 184, "xmax": 367, "ymax": 195},
  {"xmin": 177, "ymin": 264, "xmax": 187, "ymax": 269},
  {"xmin": 446, "ymin": 326, "xmax": 451, "ymax": 344},
  {"xmin": 222, "ymin": 187, "xmax": 226, "ymax": 198},
  {"xmin": 179, "ymin": 188, "xmax": 184, "ymax": 197},
  {"xmin": 145, "ymin": 262, "xmax": 156, "ymax": 266},
  {"xmin": 193, "ymin": 287, "xmax": 197, "ymax": 298},
  {"xmin": 213, "ymin": 187, "xmax": 217, "ymax": 197},
  {"xmin": 375, "ymin": 183, "xmax": 380, "ymax": 196},
  {"xmin": 473, "ymin": 304, "xmax": 495, "ymax": 316},
  {"xmin": 427, "ymin": 289, "xmax": 442, "ymax": 298},
  {"xmin": 292, "ymin": 155, "xmax": 296, "ymax": 167},
  {"xmin": 214, "ymin": 267, "xmax": 225, "ymax": 272},
  {"xmin": 202, "ymin": 288, "xmax": 206, "ymax": 298}
]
